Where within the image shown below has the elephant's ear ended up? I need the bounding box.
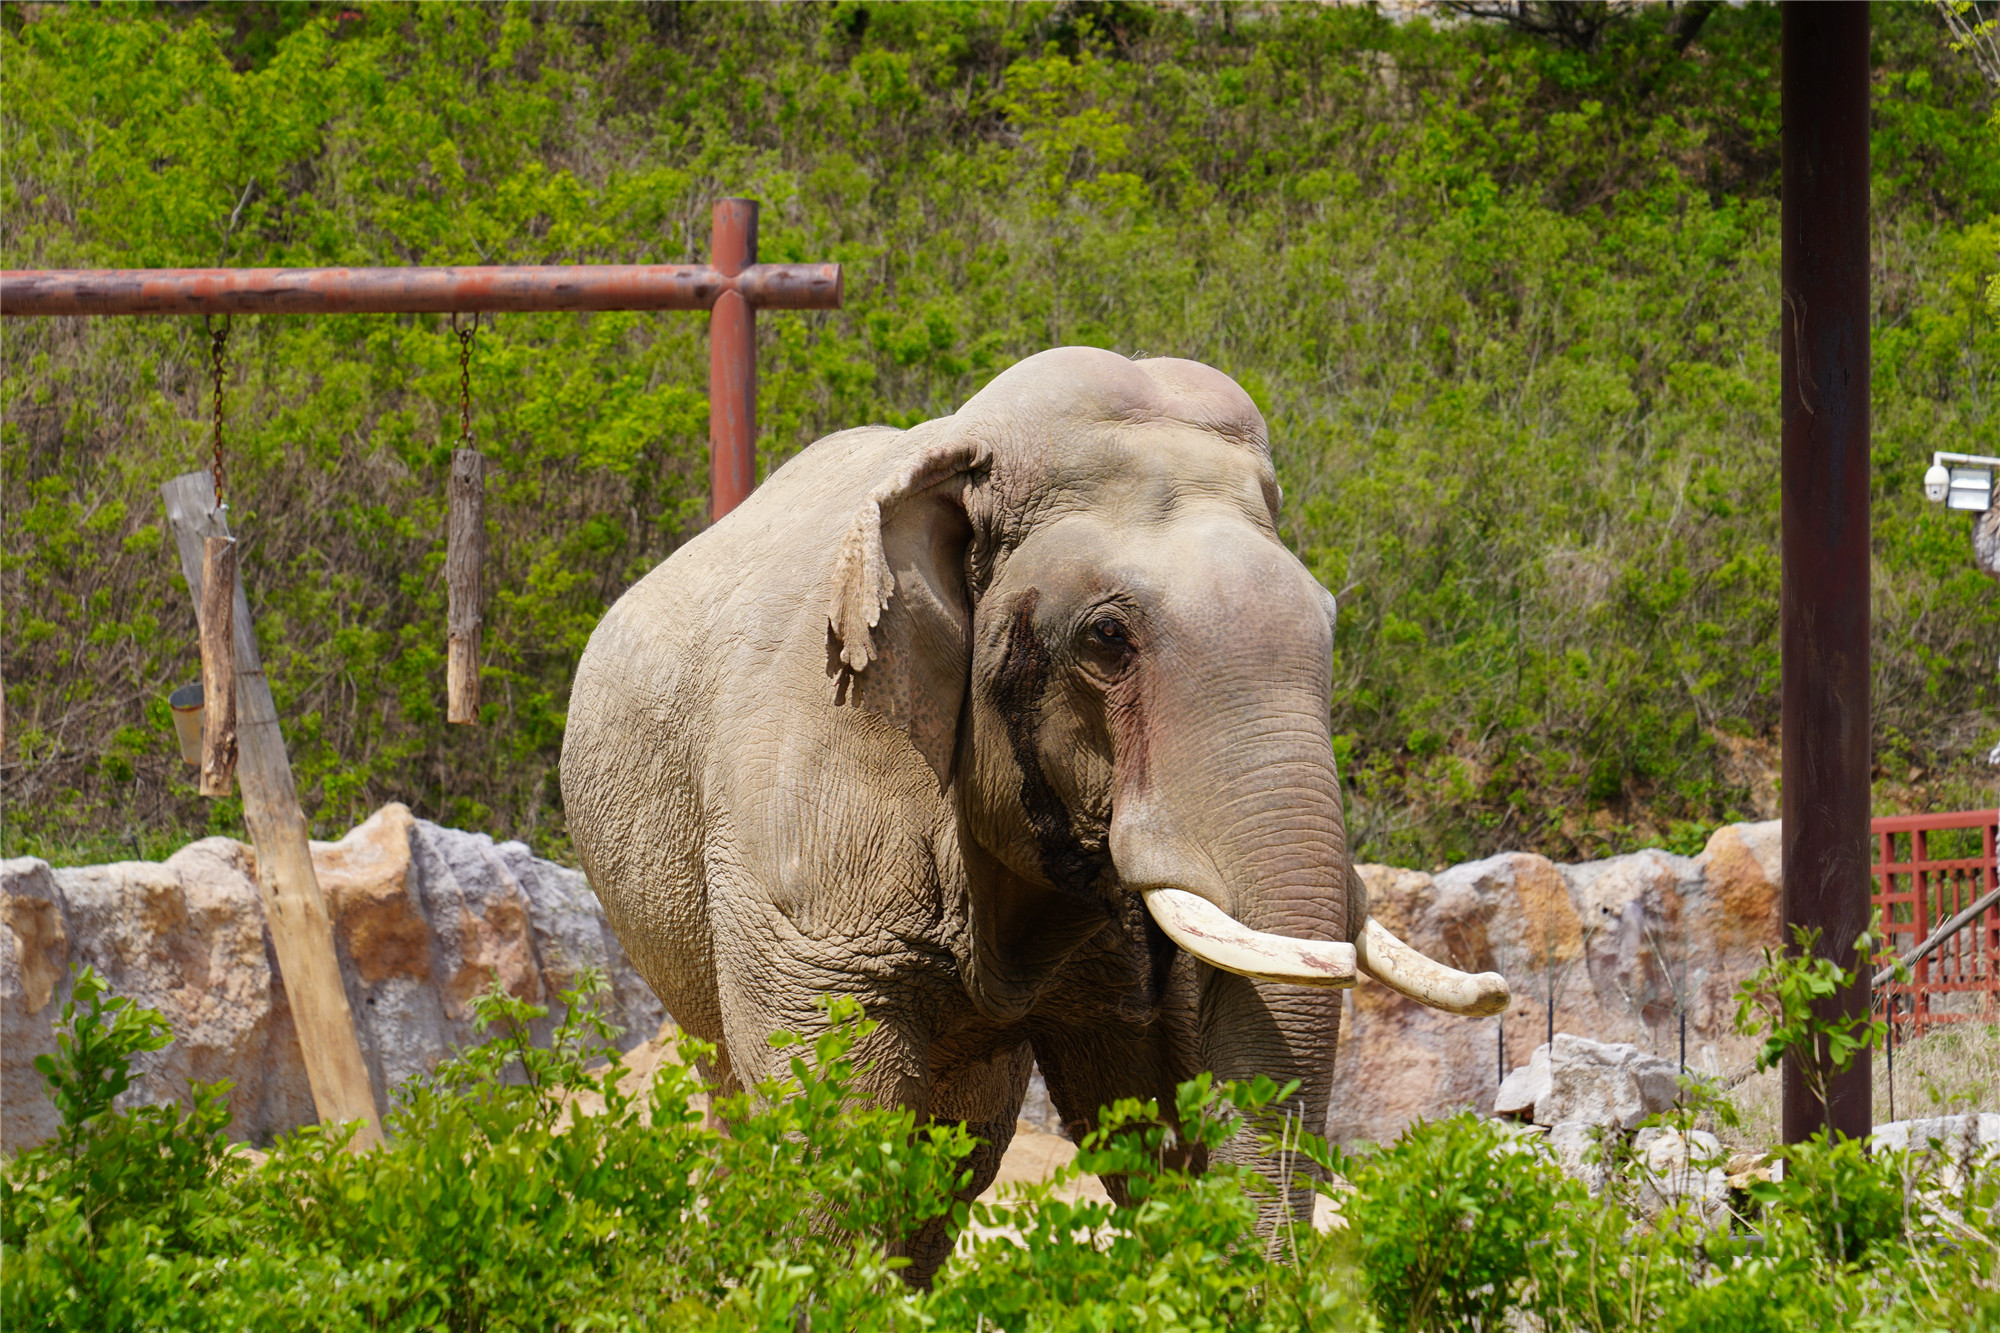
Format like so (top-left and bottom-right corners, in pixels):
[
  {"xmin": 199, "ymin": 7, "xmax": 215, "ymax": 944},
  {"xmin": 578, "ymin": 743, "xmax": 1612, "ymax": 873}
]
[{"xmin": 828, "ymin": 434, "xmax": 989, "ymax": 785}]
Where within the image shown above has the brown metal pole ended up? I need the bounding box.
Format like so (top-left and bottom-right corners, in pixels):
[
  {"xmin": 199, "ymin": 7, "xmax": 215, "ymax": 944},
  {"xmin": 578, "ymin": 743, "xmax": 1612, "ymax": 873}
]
[
  {"xmin": 1780, "ymin": 0, "xmax": 1872, "ymax": 1145},
  {"xmin": 709, "ymin": 199, "xmax": 759, "ymax": 521}
]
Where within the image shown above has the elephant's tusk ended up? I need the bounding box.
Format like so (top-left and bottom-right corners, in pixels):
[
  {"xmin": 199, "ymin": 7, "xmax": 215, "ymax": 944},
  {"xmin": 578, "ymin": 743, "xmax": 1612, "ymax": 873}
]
[
  {"xmin": 1140, "ymin": 887, "xmax": 1356, "ymax": 988},
  {"xmin": 1355, "ymin": 917, "xmax": 1510, "ymax": 1016}
]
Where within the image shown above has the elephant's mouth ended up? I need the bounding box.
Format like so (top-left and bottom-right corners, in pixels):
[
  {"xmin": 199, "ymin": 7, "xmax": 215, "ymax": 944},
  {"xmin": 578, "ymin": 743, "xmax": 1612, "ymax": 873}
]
[
  {"xmin": 1139, "ymin": 886, "xmax": 1509, "ymax": 1017},
  {"xmin": 1113, "ymin": 888, "xmax": 1178, "ymax": 1020}
]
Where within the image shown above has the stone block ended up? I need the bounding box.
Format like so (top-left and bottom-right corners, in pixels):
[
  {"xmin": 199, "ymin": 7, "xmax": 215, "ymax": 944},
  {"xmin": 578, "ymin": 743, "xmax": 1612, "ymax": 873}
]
[
  {"xmin": 1535, "ymin": 1034, "xmax": 1680, "ymax": 1129},
  {"xmin": 1493, "ymin": 1043, "xmax": 1549, "ymax": 1117}
]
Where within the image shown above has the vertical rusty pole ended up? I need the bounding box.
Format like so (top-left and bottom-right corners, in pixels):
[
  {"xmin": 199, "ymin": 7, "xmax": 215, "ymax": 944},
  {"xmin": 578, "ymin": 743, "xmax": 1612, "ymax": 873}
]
[
  {"xmin": 709, "ymin": 198, "xmax": 758, "ymax": 521},
  {"xmin": 1780, "ymin": 1, "xmax": 1872, "ymax": 1144}
]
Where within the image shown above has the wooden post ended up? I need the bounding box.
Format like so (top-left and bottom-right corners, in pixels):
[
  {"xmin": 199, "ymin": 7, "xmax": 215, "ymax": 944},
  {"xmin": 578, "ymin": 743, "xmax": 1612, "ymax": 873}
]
[
  {"xmin": 161, "ymin": 473, "xmax": 382, "ymax": 1150},
  {"xmin": 446, "ymin": 449, "xmax": 485, "ymax": 724},
  {"xmin": 197, "ymin": 536, "xmax": 238, "ymax": 796}
]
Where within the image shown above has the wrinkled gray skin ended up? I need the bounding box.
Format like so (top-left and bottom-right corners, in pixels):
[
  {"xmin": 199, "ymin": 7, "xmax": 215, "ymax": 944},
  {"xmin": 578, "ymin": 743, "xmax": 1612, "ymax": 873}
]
[{"xmin": 564, "ymin": 347, "xmax": 1353, "ymax": 1282}]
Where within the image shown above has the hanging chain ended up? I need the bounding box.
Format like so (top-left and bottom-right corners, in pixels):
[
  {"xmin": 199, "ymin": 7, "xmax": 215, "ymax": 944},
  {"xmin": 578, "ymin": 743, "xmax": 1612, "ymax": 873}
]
[
  {"xmin": 205, "ymin": 314, "xmax": 231, "ymax": 508},
  {"xmin": 453, "ymin": 312, "xmax": 477, "ymax": 447}
]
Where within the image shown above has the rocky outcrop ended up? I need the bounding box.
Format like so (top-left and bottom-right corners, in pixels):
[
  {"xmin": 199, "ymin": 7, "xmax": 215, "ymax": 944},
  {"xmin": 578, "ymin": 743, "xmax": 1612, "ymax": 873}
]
[
  {"xmin": 6, "ymin": 810, "xmax": 1791, "ymax": 1152},
  {"xmin": 1, "ymin": 805, "xmax": 662, "ymax": 1150},
  {"xmin": 1491, "ymin": 1036, "xmax": 1712, "ymax": 1210},
  {"xmin": 1329, "ymin": 822, "xmax": 1784, "ymax": 1144}
]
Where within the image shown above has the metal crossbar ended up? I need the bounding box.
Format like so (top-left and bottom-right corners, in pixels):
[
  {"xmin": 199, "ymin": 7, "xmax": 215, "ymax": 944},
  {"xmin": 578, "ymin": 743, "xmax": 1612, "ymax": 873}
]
[
  {"xmin": 0, "ymin": 262, "xmax": 839, "ymax": 317},
  {"xmin": 1872, "ymin": 809, "xmax": 2000, "ymax": 1040},
  {"xmin": 0, "ymin": 199, "xmax": 835, "ymax": 1141},
  {"xmin": 0, "ymin": 199, "xmax": 837, "ymax": 523}
]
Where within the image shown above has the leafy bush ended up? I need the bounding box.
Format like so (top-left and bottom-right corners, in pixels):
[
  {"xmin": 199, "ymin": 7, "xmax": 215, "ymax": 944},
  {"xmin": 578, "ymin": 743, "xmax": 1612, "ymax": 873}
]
[
  {"xmin": 3, "ymin": 972, "xmax": 974, "ymax": 1330},
  {"xmin": 1349, "ymin": 1113, "xmax": 1584, "ymax": 1331},
  {"xmin": 1, "ymin": 972, "xmax": 1369, "ymax": 1330},
  {"xmin": 8, "ymin": 968, "xmax": 2000, "ymax": 1331},
  {"xmin": 937, "ymin": 1072, "xmax": 1368, "ymax": 1332},
  {"xmin": 1, "ymin": 969, "xmax": 242, "ymax": 1328}
]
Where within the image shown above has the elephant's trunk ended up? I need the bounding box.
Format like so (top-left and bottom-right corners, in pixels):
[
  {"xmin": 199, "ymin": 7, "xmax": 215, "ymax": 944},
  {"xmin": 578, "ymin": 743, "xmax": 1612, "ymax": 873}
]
[
  {"xmin": 1100, "ymin": 570, "xmax": 1354, "ymax": 1208},
  {"xmin": 1099, "ymin": 535, "xmax": 1507, "ymax": 1216}
]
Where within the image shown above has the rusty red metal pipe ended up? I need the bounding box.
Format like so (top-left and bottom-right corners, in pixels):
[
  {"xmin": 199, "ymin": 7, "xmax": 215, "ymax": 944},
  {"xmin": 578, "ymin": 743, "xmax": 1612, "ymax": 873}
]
[
  {"xmin": 0, "ymin": 261, "xmax": 840, "ymax": 317},
  {"xmin": 708, "ymin": 199, "xmax": 759, "ymax": 521}
]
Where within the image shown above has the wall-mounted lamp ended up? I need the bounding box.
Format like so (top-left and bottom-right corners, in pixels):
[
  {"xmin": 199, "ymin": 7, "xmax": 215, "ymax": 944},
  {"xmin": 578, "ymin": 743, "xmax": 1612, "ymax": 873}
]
[{"xmin": 1922, "ymin": 452, "xmax": 1997, "ymax": 511}]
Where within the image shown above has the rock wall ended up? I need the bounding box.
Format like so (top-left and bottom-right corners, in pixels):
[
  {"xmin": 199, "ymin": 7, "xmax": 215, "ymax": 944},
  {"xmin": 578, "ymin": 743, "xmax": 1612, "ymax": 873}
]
[
  {"xmin": 1330, "ymin": 822, "xmax": 1782, "ymax": 1143},
  {"xmin": 1, "ymin": 804, "xmax": 662, "ymax": 1150},
  {"xmin": 5, "ymin": 808, "xmax": 1785, "ymax": 1152}
]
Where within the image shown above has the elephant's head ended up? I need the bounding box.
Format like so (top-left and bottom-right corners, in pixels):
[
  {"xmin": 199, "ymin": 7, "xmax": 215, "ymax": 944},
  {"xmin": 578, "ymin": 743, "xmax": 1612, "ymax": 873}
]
[{"xmin": 827, "ymin": 348, "xmax": 1504, "ymax": 1111}]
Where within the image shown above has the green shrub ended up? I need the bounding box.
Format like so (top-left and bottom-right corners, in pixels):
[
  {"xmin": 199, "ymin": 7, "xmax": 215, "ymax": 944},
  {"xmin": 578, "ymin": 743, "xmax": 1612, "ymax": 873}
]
[
  {"xmin": 1349, "ymin": 1114, "xmax": 1585, "ymax": 1332},
  {"xmin": 936, "ymin": 1072, "xmax": 1370, "ymax": 1331},
  {"xmin": 6, "ymin": 969, "xmax": 1999, "ymax": 1330},
  {"xmin": 2, "ymin": 973, "xmax": 983, "ymax": 1330},
  {"xmin": 1, "ymin": 968, "xmax": 242, "ymax": 1330}
]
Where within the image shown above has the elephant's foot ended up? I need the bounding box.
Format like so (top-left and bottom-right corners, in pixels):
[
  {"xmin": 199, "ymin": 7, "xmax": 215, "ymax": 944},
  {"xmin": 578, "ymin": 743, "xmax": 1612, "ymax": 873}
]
[{"xmin": 898, "ymin": 1112, "xmax": 1018, "ymax": 1288}]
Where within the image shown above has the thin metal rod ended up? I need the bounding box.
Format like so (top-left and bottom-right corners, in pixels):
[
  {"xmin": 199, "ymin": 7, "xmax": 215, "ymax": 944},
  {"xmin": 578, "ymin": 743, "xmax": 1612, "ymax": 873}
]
[
  {"xmin": 0, "ymin": 263, "xmax": 840, "ymax": 317},
  {"xmin": 1779, "ymin": 0, "xmax": 1872, "ymax": 1144},
  {"xmin": 1886, "ymin": 989, "xmax": 1895, "ymax": 1122}
]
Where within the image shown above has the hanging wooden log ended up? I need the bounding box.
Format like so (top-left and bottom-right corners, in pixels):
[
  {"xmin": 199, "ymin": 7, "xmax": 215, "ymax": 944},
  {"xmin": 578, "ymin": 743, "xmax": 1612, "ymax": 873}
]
[
  {"xmin": 162, "ymin": 473, "xmax": 382, "ymax": 1150},
  {"xmin": 198, "ymin": 536, "xmax": 238, "ymax": 796},
  {"xmin": 446, "ymin": 448, "xmax": 486, "ymax": 724}
]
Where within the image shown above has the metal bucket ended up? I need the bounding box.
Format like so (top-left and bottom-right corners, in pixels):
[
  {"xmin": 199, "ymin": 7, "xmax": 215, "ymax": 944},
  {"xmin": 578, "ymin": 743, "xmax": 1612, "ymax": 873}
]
[{"xmin": 169, "ymin": 682, "xmax": 203, "ymax": 766}]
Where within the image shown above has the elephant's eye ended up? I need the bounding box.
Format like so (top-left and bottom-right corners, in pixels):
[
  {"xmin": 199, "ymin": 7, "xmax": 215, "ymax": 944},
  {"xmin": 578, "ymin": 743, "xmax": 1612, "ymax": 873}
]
[{"xmin": 1083, "ymin": 615, "xmax": 1134, "ymax": 671}]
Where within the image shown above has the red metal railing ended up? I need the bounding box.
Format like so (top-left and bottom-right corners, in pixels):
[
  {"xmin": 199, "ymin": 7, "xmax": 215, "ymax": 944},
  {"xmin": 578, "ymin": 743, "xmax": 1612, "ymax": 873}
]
[{"xmin": 1872, "ymin": 809, "xmax": 2000, "ymax": 1039}]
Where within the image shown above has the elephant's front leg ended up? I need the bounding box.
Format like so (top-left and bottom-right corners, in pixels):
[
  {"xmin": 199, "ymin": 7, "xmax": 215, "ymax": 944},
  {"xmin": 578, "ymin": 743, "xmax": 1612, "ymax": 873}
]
[
  {"xmin": 1028, "ymin": 1024, "xmax": 1208, "ymax": 1204},
  {"xmin": 708, "ymin": 895, "xmax": 940, "ymax": 1107},
  {"xmin": 897, "ymin": 1037, "xmax": 1034, "ymax": 1286},
  {"xmin": 708, "ymin": 904, "xmax": 1006, "ymax": 1285},
  {"xmin": 1027, "ymin": 959, "xmax": 1207, "ymax": 1204}
]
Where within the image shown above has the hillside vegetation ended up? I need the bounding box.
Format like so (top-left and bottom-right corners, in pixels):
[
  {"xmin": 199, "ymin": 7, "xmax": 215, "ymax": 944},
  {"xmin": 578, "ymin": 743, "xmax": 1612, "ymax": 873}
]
[{"xmin": 3, "ymin": 1, "xmax": 1995, "ymax": 868}]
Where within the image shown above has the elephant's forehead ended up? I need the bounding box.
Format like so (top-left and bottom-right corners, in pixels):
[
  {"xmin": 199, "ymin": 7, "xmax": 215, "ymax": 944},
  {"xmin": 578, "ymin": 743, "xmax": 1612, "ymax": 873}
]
[
  {"xmin": 966, "ymin": 421, "xmax": 1278, "ymax": 556},
  {"xmin": 960, "ymin": 346, "xmax": 1267, "ymax": 458},
  {"xmin": 1040, "ymin": 424, "xmax": 1271, "ymax": 517}
]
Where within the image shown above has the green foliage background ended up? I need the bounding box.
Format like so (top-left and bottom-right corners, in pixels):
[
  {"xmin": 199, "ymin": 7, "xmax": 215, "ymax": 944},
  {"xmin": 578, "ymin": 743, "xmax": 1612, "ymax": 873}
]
[{"xmin": 3, "ymin": 0, "xmax": 1995, "ymax": 868}]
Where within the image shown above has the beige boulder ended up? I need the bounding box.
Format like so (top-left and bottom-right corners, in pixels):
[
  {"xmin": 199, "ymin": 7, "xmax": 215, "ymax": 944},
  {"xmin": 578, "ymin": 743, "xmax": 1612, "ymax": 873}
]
[{"xmin": 2, "ymin": 805, "xmax": 661, "ymax": 1151}]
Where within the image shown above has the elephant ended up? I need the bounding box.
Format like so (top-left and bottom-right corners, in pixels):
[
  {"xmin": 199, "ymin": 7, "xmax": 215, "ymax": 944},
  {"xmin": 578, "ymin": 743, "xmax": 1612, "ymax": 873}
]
[{"xmin": 561, "ymin": 346, "xmax": 1506, "ymax": 1282}]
